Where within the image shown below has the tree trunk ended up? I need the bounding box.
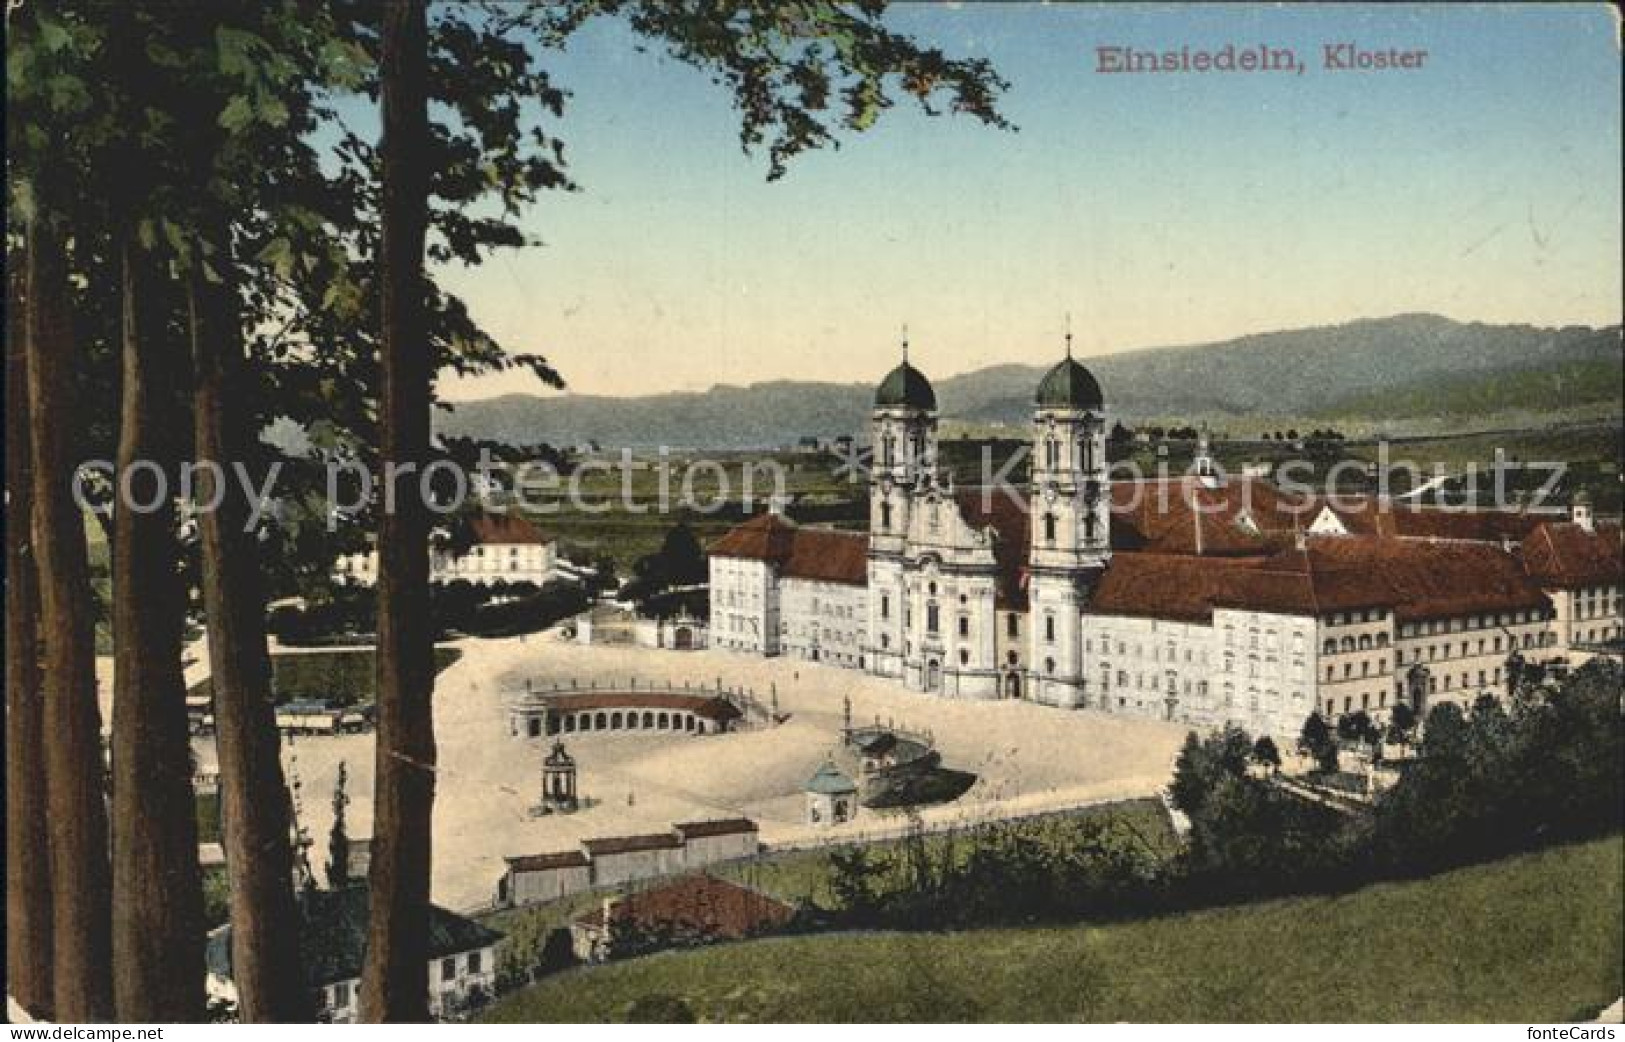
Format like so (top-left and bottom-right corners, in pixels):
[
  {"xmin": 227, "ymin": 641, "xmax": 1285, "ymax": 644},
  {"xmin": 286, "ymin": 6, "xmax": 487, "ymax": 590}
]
[
  {"xmin": 188, "ymin": 246, "xmax": 313, "ymax": 1022},
  {"xmin": 26, "ymin": 214, "xmax": 115, "ymax": 1023},
  {"xmin": 108, "ymin": 234, "xmax": 206, "ymax": 1021},
  {"xmin": 6, "ymin": 242, "xmax": 54, "ymax": 1021},
  {"xmin": 361, "ymin": 0, "xmax": 436, "ymax": 1023}
]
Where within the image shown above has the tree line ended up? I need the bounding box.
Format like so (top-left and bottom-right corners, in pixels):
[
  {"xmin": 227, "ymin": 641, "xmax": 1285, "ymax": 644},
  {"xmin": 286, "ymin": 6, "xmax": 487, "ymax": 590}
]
[
  {"xmin": 818, "ymin": 661, "xmax": 1621, "ymax": 931},
  {"xmin": 6, "ymin": 0, "xmax": 1008, "ymax": 1022}
]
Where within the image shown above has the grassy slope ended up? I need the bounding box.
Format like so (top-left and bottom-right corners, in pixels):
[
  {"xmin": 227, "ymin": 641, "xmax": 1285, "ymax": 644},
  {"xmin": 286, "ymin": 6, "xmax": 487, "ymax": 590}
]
[
  {"xmin": 480, "ymin": 799, "xmax": 1178, "ymax": 976},
  {"xmin": 483, "ymin": 835, "xmax": 1622, "ymax": 1024}
]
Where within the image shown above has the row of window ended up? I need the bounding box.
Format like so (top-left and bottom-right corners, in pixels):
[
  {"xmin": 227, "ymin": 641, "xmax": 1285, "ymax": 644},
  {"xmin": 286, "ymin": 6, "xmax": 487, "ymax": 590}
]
[
  {"xmin": 1327, "ymin": 690, "xmax": 1393, "ymax": 716},
  {"xmin": 1323, "ymin": 633, "xmax": 1390, "ymax": 654},
  {"xmin": 1326, "ymin": 659, "xmax": 1391, "ymax": 682},
  {"xmin": 1325, "ymin": 609, "xmax": 1389, "ymax": 626},
  {"xmin": 1223, "ymin": 625, "xmax": 1309, "ymax": 653},
  {"xmin": 1399, "ymin": 610, "xmax": 1545, "ymax": 638},
  {"xmin": 1396, "ymin": 631, "xmax": 1550, "ymax": 664}
]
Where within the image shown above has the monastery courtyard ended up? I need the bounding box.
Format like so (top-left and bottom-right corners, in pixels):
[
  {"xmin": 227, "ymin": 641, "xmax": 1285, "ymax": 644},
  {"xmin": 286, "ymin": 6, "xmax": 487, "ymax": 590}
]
[{"xmin": 187, "ymin": 630, "xmax": 1189, "ymax": 912}]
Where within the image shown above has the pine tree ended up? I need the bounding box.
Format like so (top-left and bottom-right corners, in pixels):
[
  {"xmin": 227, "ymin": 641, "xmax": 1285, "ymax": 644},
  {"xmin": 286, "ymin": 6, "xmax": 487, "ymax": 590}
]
[{"xmin": 327, "ymin": 762, "xmax": 352, "ymax": 890}]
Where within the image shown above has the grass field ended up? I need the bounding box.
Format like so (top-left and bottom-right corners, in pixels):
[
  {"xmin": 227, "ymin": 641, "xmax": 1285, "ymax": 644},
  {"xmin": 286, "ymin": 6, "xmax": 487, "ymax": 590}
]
[
  {"xmin": 186, "ymin": 647, "xmax": 462, "ymax": 707},
  {"xmin": 712, "ymin": 797, "xmax": 1180, "ymax": 909},
  {"xmin": 482, "ymin": 834, "xmax": 1623, "ymax": 1023}
]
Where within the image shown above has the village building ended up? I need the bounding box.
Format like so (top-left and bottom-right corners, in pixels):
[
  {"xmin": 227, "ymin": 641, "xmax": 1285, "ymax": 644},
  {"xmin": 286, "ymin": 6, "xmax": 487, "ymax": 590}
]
[
  {"xmin": 335, "ymin": 513, "xmax": 560, "ymax": 587},
  {"xmin": 499, "ymin": 850, "xmax": 593, "ymax": 906},
  {"xmin": 205, "ymin": 887, "xmax": 503, "ymax": 1023},
  {"xmin": 570, "ymin": 875, "xmax": 794, "ymax": 964},
  {"xmin": 497, "ymin": 817, "xmax": 762, "ymax": 908},
  {"xmin": 707, "ymin": 343, "xmax": 1623, "ymax": 738},
  {"xmin": 672, "ymin": 818, "xmax": 762, "ymax": 865}
]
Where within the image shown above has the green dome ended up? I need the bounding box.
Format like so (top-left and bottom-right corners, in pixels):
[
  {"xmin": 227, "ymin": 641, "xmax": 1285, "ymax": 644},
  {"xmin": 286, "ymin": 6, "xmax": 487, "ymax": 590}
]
[
  {"xmin": 875, "ymin": 361, "xmax": 937, "ymax": 410},
  {"xmin": 805, "ymin": 760, "xmax": 856, "ymax": 795},
  {"xmin": 1034, "ymin": 356, "xmax": 1103, "ymax": 410}
]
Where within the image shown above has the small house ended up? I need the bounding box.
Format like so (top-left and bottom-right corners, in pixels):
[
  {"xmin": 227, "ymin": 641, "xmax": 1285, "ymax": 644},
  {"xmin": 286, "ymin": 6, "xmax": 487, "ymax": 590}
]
[
  {"xmin": 570, "ymin": 874, "xmax": 793, "ymax": 963},
  {"xmin": 205, "ymin": 887, "xmax": 503, "ymax": 1022}
]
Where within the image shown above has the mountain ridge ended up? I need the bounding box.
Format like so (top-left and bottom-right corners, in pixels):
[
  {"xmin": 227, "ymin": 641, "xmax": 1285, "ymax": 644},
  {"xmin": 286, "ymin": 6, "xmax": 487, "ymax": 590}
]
[{"xmin": 435, "ymin": 315, "xmax": 1623, "ymax": 448}]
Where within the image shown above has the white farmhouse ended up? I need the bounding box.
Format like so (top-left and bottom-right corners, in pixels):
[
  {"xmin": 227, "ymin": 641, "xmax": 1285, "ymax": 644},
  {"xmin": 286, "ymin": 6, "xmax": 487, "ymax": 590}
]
[
  {"xmin": 335, "ymin": 513, "xmax": 558, "ymax": 587},
  {"xmin": 204, "ymin": 887, "xmax": 502, "ymax": 1022}
]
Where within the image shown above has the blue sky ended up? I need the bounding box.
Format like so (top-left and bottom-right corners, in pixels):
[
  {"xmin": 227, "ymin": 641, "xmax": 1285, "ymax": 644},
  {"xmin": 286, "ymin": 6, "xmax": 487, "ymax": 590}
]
[{"xmin": 429, "ymin": 2, "xmax": 1622, "ymax": 399}]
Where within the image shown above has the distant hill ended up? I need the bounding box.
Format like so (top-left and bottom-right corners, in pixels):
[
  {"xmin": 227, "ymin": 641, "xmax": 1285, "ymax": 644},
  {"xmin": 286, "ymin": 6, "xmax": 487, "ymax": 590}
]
[{"xmin": 435, "ymin": 315, "xmax": 1622, "ymax": 448}]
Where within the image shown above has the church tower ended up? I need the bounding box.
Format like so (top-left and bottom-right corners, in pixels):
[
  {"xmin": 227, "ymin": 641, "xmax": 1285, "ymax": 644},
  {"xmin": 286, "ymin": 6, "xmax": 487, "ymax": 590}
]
[
  {"xmin": 866, "ymin": 332, "xmax": 937, "ymax": 680},
  {"xmin": 1027, "ymin": 325, "xmax": 1109, "ymax": 707}
]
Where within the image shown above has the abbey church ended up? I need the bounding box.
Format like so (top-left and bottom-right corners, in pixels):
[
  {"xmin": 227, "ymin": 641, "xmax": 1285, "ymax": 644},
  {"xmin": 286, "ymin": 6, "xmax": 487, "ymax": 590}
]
[{"xmin": 708, "ymin": 346, "xmax": 1623, "ymax": 738}]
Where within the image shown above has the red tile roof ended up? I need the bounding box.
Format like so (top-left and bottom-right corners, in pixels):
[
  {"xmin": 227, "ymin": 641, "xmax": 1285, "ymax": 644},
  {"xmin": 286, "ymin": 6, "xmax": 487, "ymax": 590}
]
[
  {"xmin": 1091, "ymin": 535, "xmax": 1552, "ymax": 625},
  {"xmin": 672, "ymin": 818, "xmax": 759, "ymax": 840},
  {"xmin": 1108, "ymin": 479, "xmax": 1283, "ymax": 557},
  {"xmin": 1089, "ymin": 554, "xmax": 1273, "ymax": 623},
  {"xmin": 1309, "ymin": 499, "xmax": 1549, "ymax": 543},
  {"xmin": 467, "ymin": 513, "xmax": 554, "ymax": 546},
  {"xmin": 1521, "ymin": 521, "xmax": 1624, "ymax": 589},
  {"xmin": 1269, "ymin": 537, "xmax": 1551, "ymax": 623},
  {"xmin": 573, "ymin": 874, "xmax": 793, "ymax": 938},
  {"xmin": 505, "ymin": 850, "xmax": 590, "ymax": 872},
  {"xmin": 709, "ymin": 511, "xmax": 798, "ymax": 560},
  {"xmin": 782, "ymin": 527, "xmax": 869, "ymax": 585},
  {"xmin": 709, "ymin": 512, "xmax": 868, "ymax": 586},
  {"xmin": 581, "ymin": 832, "xmax": 684, "ymax": 857}
]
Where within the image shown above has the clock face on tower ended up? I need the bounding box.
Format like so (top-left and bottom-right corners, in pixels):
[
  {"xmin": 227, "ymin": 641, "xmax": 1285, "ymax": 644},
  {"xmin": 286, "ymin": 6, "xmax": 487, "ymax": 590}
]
[{"xmin": 1043, "ymin": 484, "xmax": 1057, "ymax": 503}]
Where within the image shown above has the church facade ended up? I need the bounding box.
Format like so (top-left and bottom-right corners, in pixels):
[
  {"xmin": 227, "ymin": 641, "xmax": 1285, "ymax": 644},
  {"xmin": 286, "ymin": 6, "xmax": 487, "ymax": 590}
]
[{"xmin": 707, "ymin": 349, "xmax": 1623, "ymax": 739}]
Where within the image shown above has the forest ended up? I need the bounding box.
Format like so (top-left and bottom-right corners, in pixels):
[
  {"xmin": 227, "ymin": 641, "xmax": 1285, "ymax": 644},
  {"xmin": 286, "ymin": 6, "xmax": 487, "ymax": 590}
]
[{"xmin": 5, "ymin": 0, "xmax": 1009, "ymax": 1023}]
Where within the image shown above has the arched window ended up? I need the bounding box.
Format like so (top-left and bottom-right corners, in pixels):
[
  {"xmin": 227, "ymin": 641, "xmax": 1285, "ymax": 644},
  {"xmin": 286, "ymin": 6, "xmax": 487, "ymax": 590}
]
[
  {"xmin": 1044, "ymin": 615, "xmax": 1056, "ymax": 642},
  {"xmin": 1322, "ymin": 639, "xmax": 1336, "ymax": 655},
  {"xmin": 1358, "ymin": 635, "xmax": 1372, "ymax": 650},
  {"xmin": 927, "ymin": 603, "xmax": 940, "ymax": 634},
  {"xmin": 880, "ymin": 501, "xmax": 892, "ymax": 529},
  {"xmin": 1043, "ymin": 513, "xmax": 1057, "ymax": 543},
  {"xmin": 1045, "ymin": 657, "xmax": 1056, "ymax": 675}
]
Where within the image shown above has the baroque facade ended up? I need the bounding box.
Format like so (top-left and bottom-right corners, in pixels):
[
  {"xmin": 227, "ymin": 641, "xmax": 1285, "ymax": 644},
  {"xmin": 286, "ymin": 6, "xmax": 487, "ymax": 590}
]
[{"xmin": 708, "ymin": 349, "xmax": 1623, "ymax": 738}]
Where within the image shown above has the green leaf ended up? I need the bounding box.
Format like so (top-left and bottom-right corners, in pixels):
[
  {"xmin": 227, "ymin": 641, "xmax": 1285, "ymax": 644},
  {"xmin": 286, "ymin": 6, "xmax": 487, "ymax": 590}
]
[
  {"xmin": 219, "ymin": 95, "xmax": 254, "ymax": 132},
  {"xmin": 37, "ymin": 17, "xmax": 72, "ymax": 54},
  {"xmin": 160, "ymin": 218, "xmax": 189, "ymax": 260},
  {"xmin": 259, "ymin": 97, "xmax": 290, "ymax": 128},
  {"xmin": 256, "ymin": 237, "xmax": 295, "ymax": 279}
]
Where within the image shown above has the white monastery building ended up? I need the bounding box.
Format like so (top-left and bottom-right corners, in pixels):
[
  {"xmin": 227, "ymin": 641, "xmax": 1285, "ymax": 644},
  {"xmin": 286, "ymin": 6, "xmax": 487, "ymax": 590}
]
[{"xmin": 708, "ymin": 343, "xmax": 1623, "ymax": 739}]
